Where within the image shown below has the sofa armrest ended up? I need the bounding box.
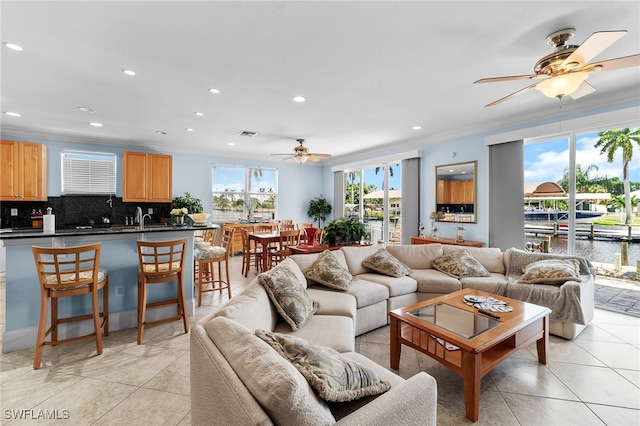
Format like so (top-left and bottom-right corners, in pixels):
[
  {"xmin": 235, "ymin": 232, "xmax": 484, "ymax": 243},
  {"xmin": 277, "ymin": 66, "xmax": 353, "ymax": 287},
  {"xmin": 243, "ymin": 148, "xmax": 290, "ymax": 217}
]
[{"xmin": 336, "ymin": 372, "xmax": 437, "ymax": 426}]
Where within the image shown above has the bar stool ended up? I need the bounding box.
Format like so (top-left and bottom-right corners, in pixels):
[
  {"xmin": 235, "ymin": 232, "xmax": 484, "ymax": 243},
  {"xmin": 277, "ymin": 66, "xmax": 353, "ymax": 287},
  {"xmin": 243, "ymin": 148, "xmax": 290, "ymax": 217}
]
[
  {"xmin": 137, "ymin": 238, "xmax": 189, "ymax": 344},
  {"xmin": 240, "ymin": 227, "xmax": 262, "ymax": 277},
  {"xmin": 31, "ymin": 243, "xmax": 109, "ymax": 369},
  {"xmin": 194, "ymin": 228, "xmax": 234, "ymax": 306}
]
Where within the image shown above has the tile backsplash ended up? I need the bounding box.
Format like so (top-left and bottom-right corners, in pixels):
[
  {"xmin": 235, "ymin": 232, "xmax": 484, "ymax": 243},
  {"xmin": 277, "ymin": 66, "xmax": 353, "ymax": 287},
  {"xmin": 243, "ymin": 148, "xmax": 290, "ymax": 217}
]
[{"xmin": 1, "ymin": 196, "xmax": 171, "ymax": 229}]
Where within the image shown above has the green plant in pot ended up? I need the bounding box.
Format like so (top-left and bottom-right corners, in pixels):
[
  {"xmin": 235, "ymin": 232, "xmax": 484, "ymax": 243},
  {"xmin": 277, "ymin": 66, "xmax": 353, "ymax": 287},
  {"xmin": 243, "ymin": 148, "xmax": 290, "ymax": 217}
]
[
  {"xmin": 307, "ymin": 196, "xmax": 332, "ymax": 228},
  {"xmin": 171, "ymin": 191, "xmax": 203, "ymax": 225},
  {"xmin": 322, "ymin": 217, "xmax": 366, "ymax": 246}
]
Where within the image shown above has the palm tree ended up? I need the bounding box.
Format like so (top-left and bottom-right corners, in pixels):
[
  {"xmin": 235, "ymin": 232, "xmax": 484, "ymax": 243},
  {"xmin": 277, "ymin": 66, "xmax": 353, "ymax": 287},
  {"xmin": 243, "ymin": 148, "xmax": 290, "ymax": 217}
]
[{"xmin": 594, "ymin": 127, "xmax": 640, "ymax": 224}]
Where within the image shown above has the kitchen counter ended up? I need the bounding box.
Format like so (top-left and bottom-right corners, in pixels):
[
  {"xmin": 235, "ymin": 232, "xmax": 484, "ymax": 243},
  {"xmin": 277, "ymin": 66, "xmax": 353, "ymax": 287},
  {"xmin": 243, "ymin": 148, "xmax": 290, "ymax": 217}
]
[
  {"xmin": 1, "ymin": 224, "xmax": 218, "ymax": 353},
  {"xmin": 0, "ymin": 224, "xmax": 217, "ymax": 240}
]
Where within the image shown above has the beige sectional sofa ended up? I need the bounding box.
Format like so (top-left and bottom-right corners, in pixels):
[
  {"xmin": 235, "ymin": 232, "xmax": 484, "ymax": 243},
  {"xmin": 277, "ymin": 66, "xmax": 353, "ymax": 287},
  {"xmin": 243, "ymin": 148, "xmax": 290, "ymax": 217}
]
[{"xmin": 190, "ymin": 243, "xmax": 594, "ymax": 425}]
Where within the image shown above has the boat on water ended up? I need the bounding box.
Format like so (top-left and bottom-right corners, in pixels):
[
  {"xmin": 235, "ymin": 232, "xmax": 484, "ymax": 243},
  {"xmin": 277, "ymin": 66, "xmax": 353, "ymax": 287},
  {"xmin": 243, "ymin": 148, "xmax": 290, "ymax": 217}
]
[{"xmin": 524, "ymin": 210, "xmax": 605, "ymax": 221}]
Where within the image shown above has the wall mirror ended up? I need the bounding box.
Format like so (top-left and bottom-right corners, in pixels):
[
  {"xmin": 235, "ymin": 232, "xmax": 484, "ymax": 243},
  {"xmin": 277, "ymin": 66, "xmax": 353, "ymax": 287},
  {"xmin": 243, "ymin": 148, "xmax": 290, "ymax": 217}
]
[{"xmin": 435, "ymin": 161, "xmax": 477, "ymax": 223}]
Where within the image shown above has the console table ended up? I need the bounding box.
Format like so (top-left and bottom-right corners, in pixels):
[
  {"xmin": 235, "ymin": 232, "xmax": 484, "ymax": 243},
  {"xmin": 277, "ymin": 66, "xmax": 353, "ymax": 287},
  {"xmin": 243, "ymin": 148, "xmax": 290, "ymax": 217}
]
[{"xmin": 411, "ymin": 236, "xmax": 485, "ymax": 247}]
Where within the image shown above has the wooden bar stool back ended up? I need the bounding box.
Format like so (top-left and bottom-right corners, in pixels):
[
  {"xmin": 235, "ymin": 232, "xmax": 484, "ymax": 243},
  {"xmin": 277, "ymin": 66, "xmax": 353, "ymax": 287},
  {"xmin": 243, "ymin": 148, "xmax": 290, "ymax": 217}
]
[
  {"xmin": 194, "ymin": 227, "xmax": 234, "ymax": 306},
  {"xmin": 137, "ymin": 238, "xmax": 189, "ymax": 344},
  {"xmin": 31, "ymin": 243, "xmax": 109, "ymax": 369}
]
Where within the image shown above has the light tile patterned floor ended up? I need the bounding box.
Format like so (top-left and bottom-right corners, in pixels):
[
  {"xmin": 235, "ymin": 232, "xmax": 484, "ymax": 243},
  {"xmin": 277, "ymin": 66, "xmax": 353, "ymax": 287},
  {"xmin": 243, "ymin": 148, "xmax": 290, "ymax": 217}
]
[{"xmin": 1, "ymin": 256, "xmax": 639, "ymax": 425}]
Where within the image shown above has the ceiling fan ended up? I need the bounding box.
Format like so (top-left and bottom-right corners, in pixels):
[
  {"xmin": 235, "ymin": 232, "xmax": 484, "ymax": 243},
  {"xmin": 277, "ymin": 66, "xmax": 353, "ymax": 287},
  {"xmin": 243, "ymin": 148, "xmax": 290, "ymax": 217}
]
[
  {"xmin": 474, "ymin": 28, "xmax": 640, "ymax": 107},
  {"xmin": 271, "ymin": 139, "xmax": 332, "ymax": 164}
]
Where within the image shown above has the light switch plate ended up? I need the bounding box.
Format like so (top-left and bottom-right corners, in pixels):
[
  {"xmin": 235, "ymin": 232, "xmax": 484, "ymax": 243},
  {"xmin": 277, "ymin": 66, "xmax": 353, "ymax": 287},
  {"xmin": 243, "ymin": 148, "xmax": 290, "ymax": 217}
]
[
  {"xmin": 11, "ymin": 208, "xmax": 18, "ymax": 216},
  {"xmin": 148, "ymin": 208, "xmax": 153, "ymax": 214}
]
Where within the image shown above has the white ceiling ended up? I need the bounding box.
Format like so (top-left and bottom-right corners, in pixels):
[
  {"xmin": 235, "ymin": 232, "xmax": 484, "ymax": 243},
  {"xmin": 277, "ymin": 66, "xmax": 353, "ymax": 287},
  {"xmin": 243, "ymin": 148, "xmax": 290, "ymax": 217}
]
[{"xmin": 1, "ymin": 1, "xmax": 639, "ymax": 164}]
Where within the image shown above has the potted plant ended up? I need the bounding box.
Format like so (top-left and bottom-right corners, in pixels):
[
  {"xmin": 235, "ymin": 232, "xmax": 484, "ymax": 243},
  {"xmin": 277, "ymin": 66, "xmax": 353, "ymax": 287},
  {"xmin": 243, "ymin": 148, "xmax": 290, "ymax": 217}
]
[
  {"xmin": 307, "ymin": 196, "xmax": 332, "ymax": 228},
  {"xmin": 322, "ymin": 217, "xmax": 366, "ymax": 246},
  {"xmin": 171, "ymin": 192, "xmax": 203, "ymax": 225}
]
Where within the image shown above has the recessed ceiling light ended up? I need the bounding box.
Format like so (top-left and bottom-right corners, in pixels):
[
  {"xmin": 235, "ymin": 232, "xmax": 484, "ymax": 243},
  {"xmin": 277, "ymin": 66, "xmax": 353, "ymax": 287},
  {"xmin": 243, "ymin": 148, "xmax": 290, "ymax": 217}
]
[
  {"xmin": 412, "ymin": 126, "xmax": 423, "ymax": 130},
  {"xmin": 227, "ymin": 142, "xmax": 236, "ymax": 146},
  {"xmin": 156, "ymin": 130, "xmax": 167, "ymax": 135},
  {"xmin": 208, "ymin": 88, "xmax": 220, "ymax": 94},
  {"xmin": 89, "ymin": 122, "xmax": 103, "ymax": 127},
  {"xmin": 4, "ymin": 42, "xmax": 23, "ymax": 51},
  {"xmin": 122, "ymin": 69, "xmax": 136, "ymax": 76},
  {"xmin": 185, "ymin": 128, "xmax": 194, "ymax": 132},
  {"xmin": 195, "ymin": 112, "xmax": 205, "ymax": 116},
  {"xmin": 78, "ymin": 106, "xmax": 95, "ymax": 113},
  {"xmin": 4, "ymin": 111, "xmax": 22, "ymax": 117},
  {"xmin": 292, "ymin": 96, "xmax": 306, "ymax": 103}
]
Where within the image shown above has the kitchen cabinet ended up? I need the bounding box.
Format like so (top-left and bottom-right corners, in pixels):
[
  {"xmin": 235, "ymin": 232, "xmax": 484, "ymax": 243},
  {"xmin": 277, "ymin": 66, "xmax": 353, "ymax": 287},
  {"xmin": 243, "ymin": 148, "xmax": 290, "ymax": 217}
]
[
  {"xmin": 122, "ymin": 151, "xmax": 172, "ymax": 202},
  {"xmin": 437, "ymin": 180, "xmax": 474, "ymax": 204},
  {"xmin": 0, "ymin": 140, "xmax": 48, "ymax": 201}
]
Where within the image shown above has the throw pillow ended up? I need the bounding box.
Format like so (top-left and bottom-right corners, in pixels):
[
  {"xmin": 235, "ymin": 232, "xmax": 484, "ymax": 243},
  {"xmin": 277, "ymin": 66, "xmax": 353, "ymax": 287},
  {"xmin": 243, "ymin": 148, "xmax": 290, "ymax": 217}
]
[
  {"xmin": 431, "ymin": 249, "xmax": 490, "ymax": 278},
  {"xmin": 362, "ymin": 248, "xmax": 411, "ymax": 277},
  {"xmin": 519, "ymin": 259, "xmax": 581, "ymax": 285},
  {"xmin": 258, "ymin": 262, "xmax": 318, "ymax": 331},
  {"xmin": 207, "ymin": 317, "xmax": 335, "ymax": 425},
  {"xmin": 255, "ymin": 330, "xmax": 391, "ymax": 402},
  {"xmin": 305, "ymin": 250, "xmax": 354, "ymax": 291}
]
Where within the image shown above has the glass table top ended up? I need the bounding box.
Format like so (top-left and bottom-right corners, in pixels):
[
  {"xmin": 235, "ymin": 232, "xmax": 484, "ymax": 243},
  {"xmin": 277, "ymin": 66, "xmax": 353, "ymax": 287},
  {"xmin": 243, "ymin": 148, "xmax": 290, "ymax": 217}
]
[{"xmin": 407, "ymin": 302, "xmax": 501, "ymax": 339}]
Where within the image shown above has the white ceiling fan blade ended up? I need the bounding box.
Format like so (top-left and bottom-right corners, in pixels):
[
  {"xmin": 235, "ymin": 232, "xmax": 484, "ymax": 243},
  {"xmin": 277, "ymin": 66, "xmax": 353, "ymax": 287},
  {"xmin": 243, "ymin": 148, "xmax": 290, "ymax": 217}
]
[
  {"xmin": 583, "ymin": 54, "xmax": 640, "ymax": 72},
  {"xmin": 484, "ymin": 82, "xmax": 539, "ymax": 107},
  {"xmin": 474, "ymin": 74, "xmax": 544, "ymax": 84},
  {"xmin": 569, "ymin": 81, "xmax": 596, "ymax": 99},
  {"xmin": 561, "ymin": 30, "xmax": 626, "ymax": 68}
]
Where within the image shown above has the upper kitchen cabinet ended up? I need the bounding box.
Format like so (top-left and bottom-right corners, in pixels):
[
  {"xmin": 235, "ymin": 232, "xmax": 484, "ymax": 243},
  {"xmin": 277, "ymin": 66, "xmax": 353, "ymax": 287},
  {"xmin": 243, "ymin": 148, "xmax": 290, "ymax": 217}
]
[
  {"xmin": 0, "ymin": 140, "xmax": 48, "ymax": 201},
  {"xmin": 122, "ymin": 151, "xmax": 172, "ymax": 202}
]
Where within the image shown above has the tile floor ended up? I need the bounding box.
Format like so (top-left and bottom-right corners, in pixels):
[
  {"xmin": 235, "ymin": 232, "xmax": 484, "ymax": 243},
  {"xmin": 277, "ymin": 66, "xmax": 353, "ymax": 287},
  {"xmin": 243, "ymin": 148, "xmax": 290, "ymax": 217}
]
[{"xmin": 1, "ymin": 255, "xmax": 639, "ymax": 425}]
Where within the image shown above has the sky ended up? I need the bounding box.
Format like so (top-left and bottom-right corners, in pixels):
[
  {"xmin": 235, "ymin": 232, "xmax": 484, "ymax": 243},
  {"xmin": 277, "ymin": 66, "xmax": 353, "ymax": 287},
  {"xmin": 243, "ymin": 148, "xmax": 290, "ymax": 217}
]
[{"xmin": 524, "ymin": 131, "xmax": 640, "ymax": 184}]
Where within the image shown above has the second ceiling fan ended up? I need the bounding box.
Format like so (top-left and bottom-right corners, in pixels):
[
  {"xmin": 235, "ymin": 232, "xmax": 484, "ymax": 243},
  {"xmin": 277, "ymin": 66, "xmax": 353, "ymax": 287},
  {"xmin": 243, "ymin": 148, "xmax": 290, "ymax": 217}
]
[
  {"xmin": 271, "ymin": 139, "xmax": 332, "ymax": 164},
  {"xmin": 474, "ymin": 28, "xmax": 640, "ymax": 107}
]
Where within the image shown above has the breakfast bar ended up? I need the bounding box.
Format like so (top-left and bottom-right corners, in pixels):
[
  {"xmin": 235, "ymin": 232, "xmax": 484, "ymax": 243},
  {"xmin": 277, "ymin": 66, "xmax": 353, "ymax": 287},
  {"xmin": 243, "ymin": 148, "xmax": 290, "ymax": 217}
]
[{"xmin": 1, "ymin": 225, "xmax": 217, "ymax": 352}]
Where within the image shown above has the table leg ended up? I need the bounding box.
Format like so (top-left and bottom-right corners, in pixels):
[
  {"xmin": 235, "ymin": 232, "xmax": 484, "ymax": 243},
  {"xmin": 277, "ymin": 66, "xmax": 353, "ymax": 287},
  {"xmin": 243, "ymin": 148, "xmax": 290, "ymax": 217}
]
[
  {"xmin": 536, "ymin": 315, "xmax": 549, "ymax": 364},
  {"xmin": 462, "ymin": 350, "xmax": 481, "ymax": 422},
  {"xmin": 261, "ymin": 241, "xmax": 269, "ymax": 271},
  {"xmin": 390, "ymin": 316, "xmax": 401, "ymax": 370}
]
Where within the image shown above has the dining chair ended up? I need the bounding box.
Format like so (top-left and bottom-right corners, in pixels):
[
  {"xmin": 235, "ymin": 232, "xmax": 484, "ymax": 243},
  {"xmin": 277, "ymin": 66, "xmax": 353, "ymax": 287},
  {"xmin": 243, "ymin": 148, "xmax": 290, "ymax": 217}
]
[
  {"xmin": 137, "ymin": 238, "xmax": 189, "ymax": 344},
  {"xmin": 277, "ymin": 223, "xmax": 295, "ymax": 231},
  {"xmin": 31, "ymin": 243, "xmax": 109, "ymax": 369},
  {"xmin": 269, "ymin": 229, "xmax": 301, "ymax": 267},
  {"xmin": 240, "ymin": 227, "xmax": 262, "ymax": 277},
  {"xmin": 194, "ymin": 227, "xmax": 234, "ymax": 306}
]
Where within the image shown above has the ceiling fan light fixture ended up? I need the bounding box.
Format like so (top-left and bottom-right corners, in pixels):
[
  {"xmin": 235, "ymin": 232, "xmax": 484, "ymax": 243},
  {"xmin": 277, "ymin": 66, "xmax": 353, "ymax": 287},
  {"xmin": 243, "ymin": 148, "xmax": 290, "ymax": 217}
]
[
  {"xmin": 535, "ymin": 72, "xmax": 588, "ymax": 99},
  {"xmin": 294, "ymin": 155, "xmax": 308, "ymax": 164}
]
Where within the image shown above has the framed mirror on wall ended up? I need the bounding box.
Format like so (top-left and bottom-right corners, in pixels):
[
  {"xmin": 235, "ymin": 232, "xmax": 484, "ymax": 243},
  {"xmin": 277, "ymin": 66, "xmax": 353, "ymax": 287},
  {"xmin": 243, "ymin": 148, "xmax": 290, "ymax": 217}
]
[{"xmin": 435, "ymin": 161, "xmax": 477, "ymax": 223}]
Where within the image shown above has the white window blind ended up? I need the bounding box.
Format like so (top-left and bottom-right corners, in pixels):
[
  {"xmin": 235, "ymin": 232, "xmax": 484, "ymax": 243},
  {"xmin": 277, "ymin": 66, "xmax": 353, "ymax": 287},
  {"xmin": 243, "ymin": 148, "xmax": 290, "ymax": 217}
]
[{"xmin": 61, "ymin": 151, "xmax": 116, "ymax": 195}]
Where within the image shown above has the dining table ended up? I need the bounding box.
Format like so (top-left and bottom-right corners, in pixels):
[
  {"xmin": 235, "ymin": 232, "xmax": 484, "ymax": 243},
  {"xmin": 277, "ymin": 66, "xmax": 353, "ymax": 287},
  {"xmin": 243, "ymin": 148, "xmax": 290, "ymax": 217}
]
[{"xmin": 248, "ymin": 231, "xmax": 285, "ymax": 271}]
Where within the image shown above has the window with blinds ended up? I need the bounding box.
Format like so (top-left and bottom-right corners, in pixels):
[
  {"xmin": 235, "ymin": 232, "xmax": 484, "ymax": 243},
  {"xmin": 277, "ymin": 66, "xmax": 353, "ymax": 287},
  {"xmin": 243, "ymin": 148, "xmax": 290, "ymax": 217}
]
[{"xmin": 61, "ymin": 151, "xmax": 116, "ymax": 195}]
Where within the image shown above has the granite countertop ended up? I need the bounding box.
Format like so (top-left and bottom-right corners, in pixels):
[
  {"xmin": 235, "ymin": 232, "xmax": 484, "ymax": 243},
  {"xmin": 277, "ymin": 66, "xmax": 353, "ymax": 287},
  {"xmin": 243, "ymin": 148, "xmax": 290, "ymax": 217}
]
[{"xmin": 0, "ymin": 224, "xmax": 219, "ymax": 240}]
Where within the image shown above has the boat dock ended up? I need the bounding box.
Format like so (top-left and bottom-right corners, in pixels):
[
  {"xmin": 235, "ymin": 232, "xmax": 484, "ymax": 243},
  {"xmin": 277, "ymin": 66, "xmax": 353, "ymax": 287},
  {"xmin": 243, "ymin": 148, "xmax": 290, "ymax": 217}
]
[{"xmin": 525, "ymin": 223, "xmax": 639, "ymax": 242}]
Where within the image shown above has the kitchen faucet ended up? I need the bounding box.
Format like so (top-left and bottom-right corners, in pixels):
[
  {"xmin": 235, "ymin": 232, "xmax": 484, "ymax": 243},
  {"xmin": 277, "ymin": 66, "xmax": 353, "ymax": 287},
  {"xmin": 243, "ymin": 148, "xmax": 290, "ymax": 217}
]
[{"xmin": 135, "ymin": 207, "xmax": 152, "ymax": 230}]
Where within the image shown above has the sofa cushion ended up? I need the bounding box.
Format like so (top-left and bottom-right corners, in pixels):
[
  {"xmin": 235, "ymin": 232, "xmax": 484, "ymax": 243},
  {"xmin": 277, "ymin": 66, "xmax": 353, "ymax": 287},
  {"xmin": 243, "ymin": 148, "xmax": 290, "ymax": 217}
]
[
  {"xmin": 442, "ymin": 245, "xmax": 506, "ymax": 274},
  {"xmin": 519, "ymin": 259, "xmax": 581, "ymax": 285},
  {"xmin": 459, "ymin": 273, "xmax": 506, "ymax": 293},
  {"xmin": 305, "ymin": 250, "xmax": 354, "ymax": 291},
  {"xmin": 274, "ymin": 314, "xmax": 355, "ymax": 353},
  {"xmin": 386, "ymin": 244, "xmax": 444, "ymax": 269},
  {"xmin": 256, "ymin": 330, "xmax": 391, "ymax": 402},
  {"xmin": 309, "ymin": 280, "xmax": 388, "ymax": 309},
  {"xmin": 362, "ymin": 248, "xmax": 411, "ymax": 277},
  {"xmin": 340, "ymin": 244, "xmax": 384, "ymax": 275},
  {"xmin": 258, "ymin": 259, "xmax": 318, "ymax": 331},
  {"xmin": 432, "ymin": 249, "xmax": 490, "ymax": 278},
  {"xmin": 207, "ymin": 316, "xmax": 335, "ymax": 425},
  {"xmin": 409, "ymin": 269, "xmax": 462, "ymax": 294},
  {"xmin": 356, "ymin": 273, "xmax": 417, "ymax": 297},
  {"xmin": 214, "ymin": 281, "xmax": 278, "ymax": 332},
  {"xmin": 306, "ymin": 288, "xmax": 357, "ymax": 320}
]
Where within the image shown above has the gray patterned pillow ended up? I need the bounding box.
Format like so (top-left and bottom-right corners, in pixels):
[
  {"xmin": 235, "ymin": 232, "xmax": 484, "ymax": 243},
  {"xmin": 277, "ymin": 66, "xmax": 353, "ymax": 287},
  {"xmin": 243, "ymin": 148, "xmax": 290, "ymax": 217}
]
[
  {"xmin": 256, "ymin": 330, "xmax": 391, "ymax": 402},
  {"xmin": 305, "ymin": 250, "xmax": 354, "ymax": 291},
  {"xmin": 258, "ymin": 263, "xmax": 318, "ymax": 330},
  {"xmin": 362, "ymin": 248, "xmax": 411, "ymax": 277},
  {"xmin": 432, "ymin": 249, "xmax": 490, "ymax": 278},
  {"xmin": 519, "ymin": 259, "xmax": 581, "ymax": 285}
]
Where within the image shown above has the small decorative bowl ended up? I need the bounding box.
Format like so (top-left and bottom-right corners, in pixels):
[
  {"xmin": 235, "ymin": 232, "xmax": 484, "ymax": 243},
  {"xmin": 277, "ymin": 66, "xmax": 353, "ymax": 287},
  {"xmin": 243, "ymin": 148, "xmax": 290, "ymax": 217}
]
[{"xmin": 188, "ymin": 213, "xmax": 210, "ymax": 226}]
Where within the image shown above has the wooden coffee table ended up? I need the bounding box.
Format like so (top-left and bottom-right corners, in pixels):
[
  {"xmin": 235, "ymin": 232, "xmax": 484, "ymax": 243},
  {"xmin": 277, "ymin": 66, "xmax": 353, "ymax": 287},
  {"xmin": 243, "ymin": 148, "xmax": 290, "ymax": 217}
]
[{"xmin": 389, "ymin": 289, "xmax": 551, "ymax": 422}]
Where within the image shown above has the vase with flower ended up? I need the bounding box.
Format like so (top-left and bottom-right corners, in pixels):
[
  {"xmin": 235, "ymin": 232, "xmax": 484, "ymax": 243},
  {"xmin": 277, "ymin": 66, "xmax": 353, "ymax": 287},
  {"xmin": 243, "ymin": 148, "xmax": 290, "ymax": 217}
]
[{"xmin": 171, "ymin": 207, "xmax": 188, "ymax": 226}]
